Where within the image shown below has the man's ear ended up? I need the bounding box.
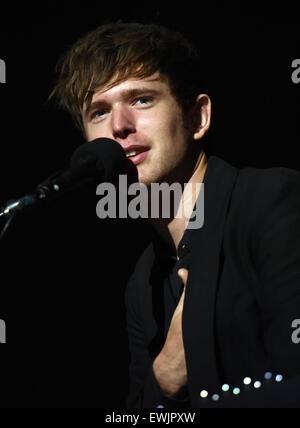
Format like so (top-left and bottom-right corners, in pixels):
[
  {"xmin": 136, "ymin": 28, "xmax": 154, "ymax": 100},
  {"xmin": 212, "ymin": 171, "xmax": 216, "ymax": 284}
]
[{"xmin": 191, "ymin": 94, "xmax": 212, "ymax": 140}]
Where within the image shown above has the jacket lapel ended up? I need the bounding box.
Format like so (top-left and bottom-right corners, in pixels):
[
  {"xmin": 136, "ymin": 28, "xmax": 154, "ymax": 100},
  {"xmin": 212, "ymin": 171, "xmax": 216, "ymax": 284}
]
[{"xmin": 182, "ymin": 156, "xmax": 239, "ymax": 406}]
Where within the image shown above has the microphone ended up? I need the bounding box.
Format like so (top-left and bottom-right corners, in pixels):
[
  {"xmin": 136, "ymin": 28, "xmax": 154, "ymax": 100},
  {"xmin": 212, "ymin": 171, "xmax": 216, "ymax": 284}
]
[{"xmin": 0, "ymin": 138, "xmax": 128, "ymax": 218}]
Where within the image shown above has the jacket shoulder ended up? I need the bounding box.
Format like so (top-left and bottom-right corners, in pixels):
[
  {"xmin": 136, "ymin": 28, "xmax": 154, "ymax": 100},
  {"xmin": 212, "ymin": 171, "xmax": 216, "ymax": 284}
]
[
  {"xmin": 237, "ymin": 164, "xmax": 300, "ymax": 187},
  {"xmin": 231, "ymin": 164, "xmax": 300, "ymax": 209}
]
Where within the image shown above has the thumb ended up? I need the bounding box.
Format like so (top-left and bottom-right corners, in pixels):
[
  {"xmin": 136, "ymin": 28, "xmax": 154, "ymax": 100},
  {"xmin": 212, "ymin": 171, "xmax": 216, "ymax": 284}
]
[{"xmin": 177, "ymin": 268, "xmax": 189, "ymax": 288}]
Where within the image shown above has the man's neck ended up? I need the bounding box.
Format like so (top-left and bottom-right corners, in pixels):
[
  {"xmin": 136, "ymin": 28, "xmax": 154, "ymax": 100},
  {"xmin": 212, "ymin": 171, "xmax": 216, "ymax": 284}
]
[{"xmin": 150, "ymin": 151, "xmax": 207, "ymax": 256}]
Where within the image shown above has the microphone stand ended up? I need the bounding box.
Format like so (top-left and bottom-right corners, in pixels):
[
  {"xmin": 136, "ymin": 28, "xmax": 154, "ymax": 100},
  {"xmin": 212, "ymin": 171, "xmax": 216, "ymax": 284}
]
[
  {"xmin": 0, "ymin": 170, "xmax": 95, "ymax": 242},
  {"xmin": 0, "ymin": 138, "xmax": 126, "ymax": 241},
  {"xmin": 0, "ymin": 171, "xmax": 62, "ymax": 241},
  {"xmin": 0, "ymin": 210, "xmax": 16, "ymax": 241}
]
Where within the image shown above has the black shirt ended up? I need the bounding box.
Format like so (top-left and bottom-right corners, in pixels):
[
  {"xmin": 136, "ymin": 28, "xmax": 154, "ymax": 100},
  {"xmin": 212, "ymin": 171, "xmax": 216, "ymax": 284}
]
[
  {"xmin": 152, "ymin": 227, "xmax": 192, "ymax": 336},
  {"xmin": 146, "ymin": 227, "xmax": 194, "ymax": 406}
]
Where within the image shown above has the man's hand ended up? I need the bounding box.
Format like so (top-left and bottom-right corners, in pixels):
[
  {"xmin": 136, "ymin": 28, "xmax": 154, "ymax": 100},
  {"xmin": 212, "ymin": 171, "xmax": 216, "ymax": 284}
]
[{"xmin": 153, "ymin": 268, "xmax": 188, "ymax": 398}]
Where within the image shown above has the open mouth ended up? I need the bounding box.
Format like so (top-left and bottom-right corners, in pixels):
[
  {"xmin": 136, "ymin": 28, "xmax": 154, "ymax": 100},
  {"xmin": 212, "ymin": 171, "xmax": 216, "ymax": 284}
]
[
  {"xmin": 124, "ymin": 146, "xmax": 151, "ymax": 166},
  {"xmin": 125, "ymin": 147, "xmax": 150, "ymax": 158}
]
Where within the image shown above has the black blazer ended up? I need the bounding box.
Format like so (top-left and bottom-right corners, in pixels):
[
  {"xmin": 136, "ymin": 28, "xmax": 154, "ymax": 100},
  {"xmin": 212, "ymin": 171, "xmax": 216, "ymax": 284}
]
[{"xmin": 125, "ymin": 155, "xmax": 300, "ymax": 408}]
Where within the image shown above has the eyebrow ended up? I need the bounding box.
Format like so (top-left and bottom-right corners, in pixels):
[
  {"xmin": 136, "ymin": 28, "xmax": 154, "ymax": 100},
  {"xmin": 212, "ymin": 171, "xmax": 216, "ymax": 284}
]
[{"xmin": 84, "ymin": 87, "xmax": 160, "ymax": 117}]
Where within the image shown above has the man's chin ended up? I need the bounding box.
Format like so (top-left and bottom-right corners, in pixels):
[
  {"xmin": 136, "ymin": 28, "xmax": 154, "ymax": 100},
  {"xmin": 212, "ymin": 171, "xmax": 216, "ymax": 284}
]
[
  {"xmin": 136, "ymin": 172, "xmax": 163, "ymax": 188},
  {"xmin": 125, "ymin": 161, "xmax": 167, "ymax": 187}
]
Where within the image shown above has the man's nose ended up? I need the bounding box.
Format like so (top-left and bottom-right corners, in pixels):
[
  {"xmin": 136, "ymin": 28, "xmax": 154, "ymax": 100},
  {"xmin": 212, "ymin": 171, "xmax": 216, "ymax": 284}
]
[{"xmin": 111, "ymin": 105, "xmax": 136, "ymax": 140}]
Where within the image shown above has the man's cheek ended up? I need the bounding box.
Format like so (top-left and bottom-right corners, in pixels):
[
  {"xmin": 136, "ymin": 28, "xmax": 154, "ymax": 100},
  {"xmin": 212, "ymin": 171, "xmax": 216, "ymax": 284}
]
[
  {"xmin": 86, "ymin": 123, "xmax": 107, "ymax": 141},
  {"xmin": 84, "ymin": 123, "xmax": 95, "ymax": 140}
]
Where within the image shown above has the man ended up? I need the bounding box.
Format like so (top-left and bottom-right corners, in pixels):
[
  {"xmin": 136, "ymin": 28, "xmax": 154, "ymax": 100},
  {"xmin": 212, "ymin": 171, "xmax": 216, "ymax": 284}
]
[{"xmin": 50, "ymin": 22, "xmax": 300, "ymax": 408}]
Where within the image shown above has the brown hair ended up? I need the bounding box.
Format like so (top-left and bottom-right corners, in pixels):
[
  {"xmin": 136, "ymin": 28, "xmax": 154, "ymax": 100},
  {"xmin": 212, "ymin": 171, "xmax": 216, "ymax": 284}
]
[{"xmin": 49, "ymin": 22, "xmax": 206, "ymax": 133}]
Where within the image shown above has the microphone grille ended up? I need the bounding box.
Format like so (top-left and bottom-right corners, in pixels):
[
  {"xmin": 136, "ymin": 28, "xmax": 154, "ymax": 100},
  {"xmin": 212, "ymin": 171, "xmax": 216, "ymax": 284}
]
[{"xmin": 70, "ymin": 138, "xmax": 128, "ymax": 182}]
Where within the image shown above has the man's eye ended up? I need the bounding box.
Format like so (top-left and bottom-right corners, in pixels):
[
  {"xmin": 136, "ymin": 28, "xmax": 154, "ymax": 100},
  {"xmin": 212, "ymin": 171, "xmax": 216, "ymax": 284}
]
[
  {"xmin": 90, "ymin": 110, "xmax": 107, "ymax": 121},
  {"xmin": 135, "ymin": 97, "xmax": 153, "ymax": 106}
]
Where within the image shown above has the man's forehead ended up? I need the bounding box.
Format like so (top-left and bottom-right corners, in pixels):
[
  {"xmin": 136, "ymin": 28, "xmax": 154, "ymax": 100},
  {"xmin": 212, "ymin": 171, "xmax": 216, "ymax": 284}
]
[{"xmin": 88, "ymin": 73, "xmax": 167, "ymax": 104}]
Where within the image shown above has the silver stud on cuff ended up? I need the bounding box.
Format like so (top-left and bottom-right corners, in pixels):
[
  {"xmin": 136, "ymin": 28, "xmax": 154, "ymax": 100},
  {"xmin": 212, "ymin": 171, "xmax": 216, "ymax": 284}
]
[
  {"xmin": 198, "ymin": 370, "xmax": 285, "ymax": 404},
  {"xmin": 200, "ymin": 390, "xmax": 209, "ymax": 399},
  {"xmin": 264, "ymin": 372, "xmax": 272, "ymax": 380},
  {"xmin": 243, "ymin": 377, "xmax": 252, "ymax": 385},
  {"xmin": 212, "ymin": 394, "xmax": 220, "ymax": 401},
  {"xmin": 254, "ymin": 381, "xmax": 262, "ymax": 389},
  {"xmin": 222, "ymin": 384, "xmax": 230, "ymax": 392}
]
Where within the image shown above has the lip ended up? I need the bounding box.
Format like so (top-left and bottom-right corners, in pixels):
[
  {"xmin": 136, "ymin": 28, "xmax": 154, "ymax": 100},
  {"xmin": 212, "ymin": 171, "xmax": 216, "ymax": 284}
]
[
  {"xmin": 127, "ymin": 150, "xmax": 150, "ymax": 166},
  {"xmin": 123, "ymin": 144, "xmax": 151, "ymax": 166},
  {"xmin": 123, "ymin": 144, "xmax": 150, "ymax": 152}
]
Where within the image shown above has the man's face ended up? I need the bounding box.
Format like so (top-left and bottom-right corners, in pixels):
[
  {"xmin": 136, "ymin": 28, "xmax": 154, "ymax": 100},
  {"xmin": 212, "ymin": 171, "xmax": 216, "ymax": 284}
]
[{"xmin": 82, "ymin": 73, "xmax": 194, "ymax": 186}]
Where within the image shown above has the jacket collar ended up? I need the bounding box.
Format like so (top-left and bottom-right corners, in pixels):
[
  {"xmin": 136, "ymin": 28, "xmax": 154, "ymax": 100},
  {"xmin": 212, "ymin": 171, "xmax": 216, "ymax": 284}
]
[{"xmin": 182, "ymin": 155, "xmax": 239, "ymax": 405}]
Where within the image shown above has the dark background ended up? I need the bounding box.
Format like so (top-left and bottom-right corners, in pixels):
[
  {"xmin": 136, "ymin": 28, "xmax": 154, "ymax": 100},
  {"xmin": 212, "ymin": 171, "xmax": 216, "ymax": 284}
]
[{"xmin": 0, "ymin": 2, "xmax": 300, "ymax": 408}]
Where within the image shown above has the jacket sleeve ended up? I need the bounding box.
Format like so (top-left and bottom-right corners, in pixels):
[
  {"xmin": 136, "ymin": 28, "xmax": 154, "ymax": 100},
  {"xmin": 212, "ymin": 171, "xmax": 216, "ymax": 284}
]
[
  {"xmin": 125, "ymin": 275, "xmax": 190, "ymax": 408},
  {"xmin": 251, "ymin": 168, "xmax": 300, "ymax": 377}
]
